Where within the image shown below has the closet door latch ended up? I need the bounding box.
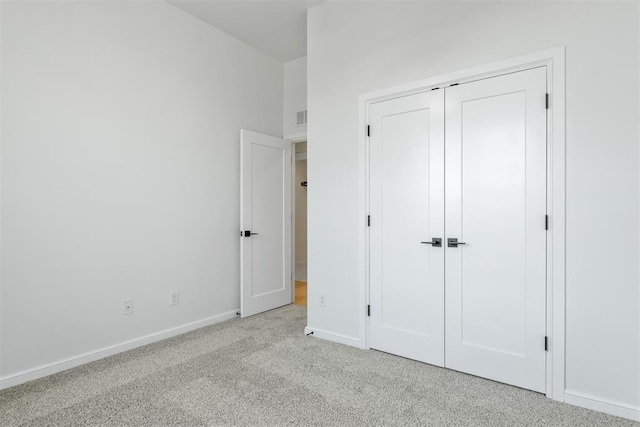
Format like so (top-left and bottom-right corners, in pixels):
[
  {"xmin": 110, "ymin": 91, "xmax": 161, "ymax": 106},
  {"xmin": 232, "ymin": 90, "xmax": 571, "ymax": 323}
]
[
  {"xmin": 447, "ymin": 238, "xmax": 467, "ymax": 248},
  {"xmin": 420, "ymin": 238, "xmax": 442, "ymax": 247}
]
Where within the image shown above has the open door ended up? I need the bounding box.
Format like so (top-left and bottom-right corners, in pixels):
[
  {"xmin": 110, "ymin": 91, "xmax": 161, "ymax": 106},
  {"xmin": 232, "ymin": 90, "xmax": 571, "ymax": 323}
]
[{"xmin": 240, "ymin": 129, "xmax": 292, "ymax": 317}]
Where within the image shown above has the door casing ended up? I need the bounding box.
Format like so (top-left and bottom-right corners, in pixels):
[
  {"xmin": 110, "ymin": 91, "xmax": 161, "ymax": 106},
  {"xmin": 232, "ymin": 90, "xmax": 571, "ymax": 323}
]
[{"xmin": 359, "ymin": 47, "xmax": 566, "ymax": 401}]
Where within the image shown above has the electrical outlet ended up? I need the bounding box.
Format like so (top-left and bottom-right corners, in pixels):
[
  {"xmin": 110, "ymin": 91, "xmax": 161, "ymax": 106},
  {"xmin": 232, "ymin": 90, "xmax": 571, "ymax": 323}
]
[
  {"xmin": 123, "ymin": 299, "xmax": 133, "ymax": 315},
  {"xmin": 319, "ymin": 293, "xmax": 327, "ymax": 307},
  {"xmin": 170, "ymin": 290, "xmax": 180, "ymax": 306}
]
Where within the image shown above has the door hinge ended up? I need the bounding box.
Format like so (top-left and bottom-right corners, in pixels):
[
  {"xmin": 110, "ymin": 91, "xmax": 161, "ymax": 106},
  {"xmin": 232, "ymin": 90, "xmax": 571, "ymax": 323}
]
[
  {"xmin": 367, "ymin": 215, "xmax": 371, "ymax": 227},
  {"xmin": 367, "ymin": 304, "xmax": 371, "ymax": 317},
  {"xmin": 545, "ymin": 215, "xmax": 549, "ymax": 231},
  {"xmin": 545, "ymin": 336, "xmax": 549, "ymax": 352},
  {"xmin": 545, "ymin": 93, "xmax": 549, "ymax": 109},
  {"xmin": 367, "ymin": 125, "xmax": 370, "ymax": 137}
]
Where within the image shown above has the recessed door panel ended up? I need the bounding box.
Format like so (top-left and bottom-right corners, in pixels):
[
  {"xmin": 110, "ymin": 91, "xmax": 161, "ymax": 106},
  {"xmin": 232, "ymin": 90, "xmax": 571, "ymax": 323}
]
[
  {"xmin": 251, "ymin": 143, "xmax": 286, "ymax": 297},
  {"xmin": 460, "ymin": 91, "xmax": 528, "ymax": 356}
]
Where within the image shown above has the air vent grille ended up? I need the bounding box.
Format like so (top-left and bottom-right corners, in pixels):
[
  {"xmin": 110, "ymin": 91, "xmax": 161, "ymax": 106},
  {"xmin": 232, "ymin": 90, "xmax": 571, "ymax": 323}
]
[{"xmin": 296, "ymin": 110, "xmax": 307, "ymax": 126}]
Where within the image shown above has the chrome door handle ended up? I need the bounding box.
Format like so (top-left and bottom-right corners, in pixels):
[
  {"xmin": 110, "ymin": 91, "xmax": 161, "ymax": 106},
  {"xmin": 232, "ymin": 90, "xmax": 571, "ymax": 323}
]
[
  {"xmin": 420, "ymin": 238, "xmax": 442, "ymax": 247},
  {"xmin": 447, "ymin": 238, "xmax": 466, "ymax": 247}
]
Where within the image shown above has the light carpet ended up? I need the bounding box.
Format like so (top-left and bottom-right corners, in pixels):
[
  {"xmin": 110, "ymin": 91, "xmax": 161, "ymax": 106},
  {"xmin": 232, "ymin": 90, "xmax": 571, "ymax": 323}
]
[{"xmin": 0, "ymin": 305, "xmax": 636, "ymax": 426}]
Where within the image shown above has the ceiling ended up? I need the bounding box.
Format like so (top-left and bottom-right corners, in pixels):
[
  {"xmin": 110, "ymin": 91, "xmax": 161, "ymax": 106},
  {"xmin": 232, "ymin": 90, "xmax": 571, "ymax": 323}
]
[{"xmin": 168, "ymin": 0, "xmax": 324, "ymax": 63}]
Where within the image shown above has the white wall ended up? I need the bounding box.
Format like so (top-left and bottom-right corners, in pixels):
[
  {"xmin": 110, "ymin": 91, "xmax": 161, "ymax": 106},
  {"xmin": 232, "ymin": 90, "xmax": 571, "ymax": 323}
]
[
  {"xmin": 0, "ymin": 1, "xmax": 282, "ymax": 379},
  {"xmin": 307, "ymin": 1, "xmax": 639, "ymax": 418},
  {"xmin": 283, "ymin": 56, "xmax": 307, "ymax": 137}
]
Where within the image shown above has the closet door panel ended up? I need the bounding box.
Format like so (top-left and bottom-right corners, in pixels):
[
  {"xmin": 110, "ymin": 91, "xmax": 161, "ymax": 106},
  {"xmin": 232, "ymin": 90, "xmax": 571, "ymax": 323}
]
[
  {"xmin": 369, "ymin": 90, "xmax": 445, "ymax": 366},
  {"xmin": 444, "ymin": 67, "xmax": 547, "ymax": 392}
]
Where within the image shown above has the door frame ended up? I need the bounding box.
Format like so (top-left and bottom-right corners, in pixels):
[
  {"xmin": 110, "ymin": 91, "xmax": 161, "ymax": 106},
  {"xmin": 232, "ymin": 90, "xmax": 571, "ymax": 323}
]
[{"xmin": 358, "ymin": 47, "xmax": 566, "ymax": 401}]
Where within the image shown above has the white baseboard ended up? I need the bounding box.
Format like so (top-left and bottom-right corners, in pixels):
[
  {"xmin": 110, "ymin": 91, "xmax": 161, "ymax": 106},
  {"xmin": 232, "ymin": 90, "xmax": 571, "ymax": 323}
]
[
  {"xmin": 304, "ymin": 326, "xmax": 365, "ymax": 349},
  {"xmin": 0, "ymin": 309, "xmax": 239, "ymax": 390},
  {"xmin": 565, "ymin": 390, "xmax": 640, "ymax": 422}
]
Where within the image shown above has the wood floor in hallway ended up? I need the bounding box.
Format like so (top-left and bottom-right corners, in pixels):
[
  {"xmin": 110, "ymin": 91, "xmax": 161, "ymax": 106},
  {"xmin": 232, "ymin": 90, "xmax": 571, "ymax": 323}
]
[{"xmin": 294, "ymin": 281, "xmax": 307, "ymax": 307}]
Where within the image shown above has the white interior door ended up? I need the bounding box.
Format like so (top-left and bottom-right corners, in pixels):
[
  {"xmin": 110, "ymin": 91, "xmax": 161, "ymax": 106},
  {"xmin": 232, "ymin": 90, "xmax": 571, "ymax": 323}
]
[
  {"xmin": 369, "ymin": 91, "xmax": 445, "ymax": 365},
  {"xmin": 240, "ymin": 129, "xmax": 292, "ymax": 318},
  {"xmin": 444, "ymin": 67, "xmax": 547, "ymax": 392}
]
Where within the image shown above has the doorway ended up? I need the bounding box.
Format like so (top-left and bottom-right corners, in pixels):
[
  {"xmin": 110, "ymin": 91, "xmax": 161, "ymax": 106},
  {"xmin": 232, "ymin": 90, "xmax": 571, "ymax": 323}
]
[
  {"xmin": 294, "ymin": 142, "xmax": 308, "ymax": 307},
  {"xmin": 239, "ymin": 130, "xmax": 308, "ymax": 317},
  {"xmin": 367, "ymin": 67, "xmax": 548, "ymax": 393}
]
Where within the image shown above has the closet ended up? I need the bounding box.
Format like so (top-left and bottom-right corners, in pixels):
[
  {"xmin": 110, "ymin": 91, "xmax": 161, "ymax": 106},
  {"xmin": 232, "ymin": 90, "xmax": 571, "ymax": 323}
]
[{"xmin": 368, "ymin": 67, "xmax": 547, "ymax": 393}]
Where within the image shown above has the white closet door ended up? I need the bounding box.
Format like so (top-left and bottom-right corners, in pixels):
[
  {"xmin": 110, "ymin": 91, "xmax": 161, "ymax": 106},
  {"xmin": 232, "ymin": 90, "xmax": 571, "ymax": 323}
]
[
  {"xmin": 369, "ymin": 91, "xmax": 445, "ymax": 366},
  {"xmin": 444, "ymin": 67, "xmax": 547, "ymax": 392}
]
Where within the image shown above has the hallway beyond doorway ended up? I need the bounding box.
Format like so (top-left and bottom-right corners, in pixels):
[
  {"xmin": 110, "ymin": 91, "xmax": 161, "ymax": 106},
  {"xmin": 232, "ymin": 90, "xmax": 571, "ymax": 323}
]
[{"xmin": 294, "ymin": 281, "xmax": 307, "ymax": 307}]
